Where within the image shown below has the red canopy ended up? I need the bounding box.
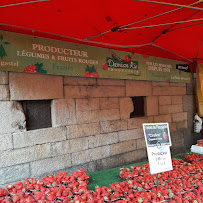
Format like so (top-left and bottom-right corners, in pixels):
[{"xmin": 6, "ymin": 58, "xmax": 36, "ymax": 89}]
[{"xmin": 1, "ymin": 0, "xmax": 203, "ymax": 71}]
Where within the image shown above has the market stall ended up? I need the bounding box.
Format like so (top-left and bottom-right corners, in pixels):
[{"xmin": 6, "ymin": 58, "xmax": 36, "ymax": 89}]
[{"xmin": 0, "ymin": 1, "xmax": 203, "ymax": 202}]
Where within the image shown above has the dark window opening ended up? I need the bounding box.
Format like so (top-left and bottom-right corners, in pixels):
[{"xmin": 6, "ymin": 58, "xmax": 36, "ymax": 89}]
[
  {"xmin": 22, "ymin": 100, "xmax": 52, "ymax": 131},
  {"xmin": 130, "ymin": 96, "xmax": 145, "ymax": 118}
]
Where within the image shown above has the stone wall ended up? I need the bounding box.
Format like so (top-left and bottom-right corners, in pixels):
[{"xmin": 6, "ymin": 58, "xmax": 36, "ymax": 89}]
[{"xmin": 0, "ymin": 71, "xmax": 197, "ymax": 186}]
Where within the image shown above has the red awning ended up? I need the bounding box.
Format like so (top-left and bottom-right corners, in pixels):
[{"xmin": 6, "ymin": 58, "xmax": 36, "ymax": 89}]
[{"xmin": 1, "ymin": 0, "xmax": 203, "ymax": 72}]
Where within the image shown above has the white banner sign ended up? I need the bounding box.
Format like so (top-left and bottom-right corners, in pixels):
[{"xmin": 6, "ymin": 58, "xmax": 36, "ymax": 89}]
[{"xmin": 147, "ymin": 146, "xmax": 173, "ymax": 174}]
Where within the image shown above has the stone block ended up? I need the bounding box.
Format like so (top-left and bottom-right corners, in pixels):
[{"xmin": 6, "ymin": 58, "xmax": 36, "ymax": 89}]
[
  {"xmin": 77, "ymin": 109, "xmax": 120, "ymax": 124},
  {"xmin": 127, "ymin": 116, "xmax": 153, "ymax": 129},
  {"xmin": 69, "ymin": 137, "xmax": 89, "ymax": 153},
  {"xmin": 67, "ymin": 123, "xmax": 100, "ymax": 139},
  {"xmin": 170, "ymin": 83, "xmax": 186, "ymax": 87},
  {"xmin": 120, "ymin": 149, "xmax": 147, "ymax": 163},
  {"xmin": 152, "ymin": 82, "xmax": 169, "ymax": 87},
  {"xmin": 96, "ymin": 149, "xmax": 147, "ymax": 171},
  {"xmin": 169, "ymin": 123, "xmax": 177, "ymax": 132},
  {"xmin": 87, "ymin": 86, "xmax": 125, "ymax": 98},
  {"xmin": 52, "ymin": 140, "xmax": 70, "ymax": 156},
  {"xmin": 100, "ymin": 98, "xmax": 119, "ymax": 109},
  {"xmin": 0, "ymin": 134, "xmax": 13, "ymax": 151},
  {"xmin": 137, "ymin": 138, "xmax": 146, "ymax": 149},
  {"xmin": 0, "ymin": 85, "xmax": 9, "ymax": 100},
  {"xmin": 0, "ymin": 101, "xmax": 26, "ymax": 134},
  {"xmin": 64, "ymin": 76, "xmax": 96, "ymax": 86},
  {"xmin": 0, "ymin": 71, "xmax": 8, "ymax": 84},
  {"xmin": 52, "ymin": 99, "xmax": 76, "ymax": 127},
  {"xmin": 100, "ymin": 120, "xmax": 127, "ymax": 133},
  {"xmin": 0, "ymin": 164, "xmax": 30, "ymax": 185},
  {"xmin": 154, "ymin": 114, "xmax": 171, "ymax": 123},
  {"xmin": 0, "ymin": 143, "xmax": 52, "ymax": 168},
  {"xmin": 88, "ymin": 132, "xmax": 118, "ymax": 148},
  {"xmin": 52, "ymin": 137, "xmax": 89, "ymax": 155},
  {"xmin": 13, "ymin": 127, "xmax": 66, "ymax": 148},
  {"xmin": 187, "ymin": 111, "xmax": 195, "ymax": 129},
  {"xmin": 9, "ymin": 73, "xmax": 63, "ymax": 100},
  {"xmin": 183, "ymin": 95, "xmax": 195, "ymax": 113},
  {"xmin": 30, "ymin": 154, "xmax": 71, "ymax": 176},
  {"xmin": 118, "ymin": 129, "xmax": 144, "ymax": 142},
  {"xmin": 72, "ymin": 150, "xmax": 90, "ymax": 165},
  {"xmin": 159, "ymin": 104, "xmax": 183, "ymax": 114},
  {"xmin": 184, "ymin": 131, "xmax": 199, "ymax": 150},
  {"xmin": 153, "ymin": 87, "xmax": 186, "ymax": 96},
  {"xmin": 186, "ymin": 81, "xmax": 195, "ymax": 95},
  {"xmin": 89, "ymin": 146, "xmax": 110, "ymax": 161},
  {"xmin": 65, "ymin": 162, "xmax": 96, "ymax": 175},
  {"xmin": 159, "ymin": 96, "xmax": 171, "ymax": 105},
  {"xmin": 171, "ymin": 146, "xmax": 185, "ymax": 155},
  {"xmin": 120, "ymin": 97, "xmax": 134, "ymax": 119},
  {"xmin": 171, "ymin": 131, "xmax": 184, "ymax": 148},
  {"xmin": 97, "ymin": 78, "xmax": 125, "ymax": 86},
  {"xmin": 64, "ymin": 86, "xmax": 88, "ymax": 98},
  {"xmin": 126, "ymin": 80, "xmax": 152, "ymax": 96},
  {"xmin": 76, "ymin": 98, "xmax": 100, "ymax": 111},
  {"xmin": 110, "ymin": 140, "xmax": 137, "ymax": 156},
  {"xmin": 176, "ymin": 120, "xmax": 188, "ymax": 129},
  {"xmin": 171, "ymin": 96, "xmax": 182, "ymax": 105},
  {"xmin": 146, "ymin": 96, "xmax": 158, "ymax": 116},
  {"xmin": 171, "ymin": 131, "xmax": 184, "ymax": 142},
  {"xmin": 172, "ymin": 112, "xmax": 187, "ymax": 122}
]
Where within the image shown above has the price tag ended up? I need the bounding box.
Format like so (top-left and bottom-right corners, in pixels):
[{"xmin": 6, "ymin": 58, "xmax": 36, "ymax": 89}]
[{"xmin": 147, "ymin": 146, "xmax": 173, "ymax": 174}]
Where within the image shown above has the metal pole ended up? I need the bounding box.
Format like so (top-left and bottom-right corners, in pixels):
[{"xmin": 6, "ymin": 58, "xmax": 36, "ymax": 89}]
[
  {"xmin": 121, "ymin": 18, "xmax": 203, "ymax": 30},
  {"xmin": 151, "ymin": 10, "xmax": 201, "ymax": 44},
  {"xmin": 84, "ymin": 1, "xmax": 201, "ymax": 41},
  {"xmin": 0, "ymin": 0, "xmax": 50, "ymax": 8},
  {"xmin": 133, "ymin": 0, "xmax": 203, "ymax": 11},
  {"xmin": 152, "ymin": 44, "xmax": 193, "ymax": 62},
  {"xmin": 0, "ymin": 23, "xmax": 151, "ymax": 48},
  {"xmin": 168, "ymin": 22, "xmax": 203, "ymax": 33},
  {"xmin": 196, "ymin": 40, "xmax": 203, "ymax": 60}
]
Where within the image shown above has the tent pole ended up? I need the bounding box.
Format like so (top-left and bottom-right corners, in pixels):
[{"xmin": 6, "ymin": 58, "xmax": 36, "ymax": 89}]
[
  {"xmin": 133, "ymin": 0, "xmax": 203, "ymax": 11},
  {"xmin": 152, "ymin": 44, "xmax": 193, "ymax": 62},
  {"xmin": 151, "ymin": 10, "xmax": 201, "ymax": 44},
  {"xmin": 195, "ymin": 60, "xmax": 199, "ymax": 116},
  {"xmin": 121, "ymin": 18, "xmax": 203, "ymax": 30},
  {"xmin": 84, "ymin": 1, "xmax": 201, "ymax": 41},
  {"xmin": 0, "ymin": 0, "xmax": 50, "ymax": 8},
  {"xmin": 196, "ymin": 40, "xmax": 203, "ymax": 59},
  {"xmin": 119, "ymin": 1, "xmax": 201, "ymax": 29},
  {"xmin": 194, "ymin": 41, "xmax": 203, "ymax": 116},
  {"xmin": 167, "ymin": 22, "xmax": 203, "ymax": 33},
  {"xmin": 166, "ymin": 10, "xmax": 201, "ymax": 32},
  {"xmin": 0, "ymin": 23, "xmax": 151, "ymax": 48}
]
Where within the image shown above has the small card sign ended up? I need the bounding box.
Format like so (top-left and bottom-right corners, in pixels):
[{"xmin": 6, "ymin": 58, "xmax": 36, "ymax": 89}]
[
  {"xmin": 176, "ymin": 64, "xmax": 191, "ymax": 73},
  {"xmin": 147, "ymin": 146, "xmax": 173, "ymax": 174},
  {"xmin": 142, "ymin": 123, "xmax": 171, "ymax": 147}
]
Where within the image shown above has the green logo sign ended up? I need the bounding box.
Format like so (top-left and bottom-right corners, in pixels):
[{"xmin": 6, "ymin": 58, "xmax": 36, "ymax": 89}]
[{"xmin": 0, "ymin": 34, "xmax": 11, "ymax": 59}]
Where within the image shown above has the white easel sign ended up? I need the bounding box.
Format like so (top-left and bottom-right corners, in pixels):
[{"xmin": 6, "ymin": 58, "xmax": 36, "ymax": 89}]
[{"xmin": 142, "ymin": 123, "xmax": 173, "ymax": 174}]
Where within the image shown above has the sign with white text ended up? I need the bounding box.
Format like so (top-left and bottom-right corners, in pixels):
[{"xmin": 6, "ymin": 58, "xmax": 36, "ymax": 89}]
[
  {"xmin": 147, "ymin": 146, "xmax": 173, "ymax": 174},
  {"xmin": 143, "ymin": 123, "xmax": 171, "ymax": 147}
]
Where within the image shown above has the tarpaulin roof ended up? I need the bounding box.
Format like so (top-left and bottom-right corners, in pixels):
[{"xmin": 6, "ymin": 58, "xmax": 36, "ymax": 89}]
[{"xmin": 1, "ymin": 0, "xmax": 203, "ymax": 71}]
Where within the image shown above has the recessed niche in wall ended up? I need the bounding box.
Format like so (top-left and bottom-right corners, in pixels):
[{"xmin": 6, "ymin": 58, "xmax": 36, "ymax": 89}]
[
  {"xmin": 22, "ymin": 100, "xmax": 52, "ymax": 130},
  {"xmin": 130, "ymin": 96, "xmax": 145, "ymax": 118}
]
